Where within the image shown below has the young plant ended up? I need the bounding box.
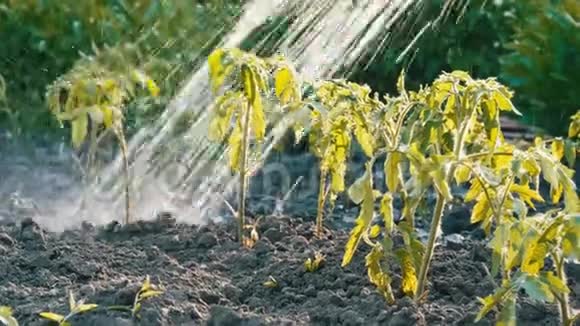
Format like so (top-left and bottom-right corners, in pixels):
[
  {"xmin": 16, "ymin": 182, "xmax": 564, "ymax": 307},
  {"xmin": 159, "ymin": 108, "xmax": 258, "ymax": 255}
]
[
  {"xmin": 0, "ymin": 306, "xmax": 18, "ymax": 326},
  {"xmin": 295, "ymin": 80, "xmax": 380, "ymax": 237},
  {"xmin": 340, "ymin": 70, "xmax": 574, "ymax": 304},
  {"xmin": 476, "ymin": 211, "xmax": 579, "ymax": 325},
  {"xmin": 304, "ymin": 251, "xmax": 325, "ymax": 272},
  {"xmin": 206, "ymin": 48, "xmax": 301, "ymax": 243},
  {"xmin": 108, "ymin": 275, "xmax": 163, "ymax": 320},
  {"xmin": 47, "ymin": 65, "xmax": 159, "ymax": 224},
  {"xmin": 39, "ymin": 291, "xmax": 98, "ymax": 326}
]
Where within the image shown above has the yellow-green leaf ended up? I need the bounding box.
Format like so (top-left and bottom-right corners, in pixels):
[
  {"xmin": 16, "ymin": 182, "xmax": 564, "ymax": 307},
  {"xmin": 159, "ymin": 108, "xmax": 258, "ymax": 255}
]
[
  {"xmin": 71, "ymin": 114, "xmax": 88, "ymax": 149},
  {"xmin": 395, "ymin": 248, "xmax": 417, "ymax": 296},
  {"xmin": 551, "ymin": 138, "xmax": 564, "ymax": 162},
  {"xmin": 146, "ymin": 78, "xmax": 160, "ymax": 97},
  {"xmin": 274, "ymin": 66, "xmax": 298, "ymax": 104},
  {"xmin": 348, "ymin": 172, "xmax": 368, "ymax": 205},
  {"xmin": 354, "ymin": 125, "xmax": 374, "ymax": 157},
  {"xmin": 208, "ymin": 49, "xmax": 226, "ymax": 93},
  {"xmin": 384, "ymin": 152, "xmax": 402, "ymax": 193},
  {"xmin": 430, "ymin": 165, "xmax": 452, "ymax": 201},
  {"xmin": 369, "ymin": 225, "xmax": 381, "ymax": 238},
  {"xmin": 342, "ymin": 165, "xmax": 375, "ymax": 267},
  {"xmin": 510, "ymin": 184, "xmax": 544, "ymax": 209},
  {"xmin": 39, "ymin": 312, "xmax": 65, "ymax": 323},
  {"xmin": 380, "ymin": 193, "xmax": 394, "ymax": 233},
  {"xmin": 366, "ymin": 246, "xmax": 395, "ymax": 304},
  {"xmin": 139, "ymin": 290, "xmax": 163, "ymax": 300},
  {"xmin": 0, "ymin": 306, "xmax": 18, "ymax": 326},
  {"xmin": 454, "ymin": 165, "xmax": 471, "ymax": 185},
  {"xmin": 471, "ymin": 194, "xmax": 492, "ymax": 225},
  {"xmin": 74, "ymin": 304, "xmax": 98, "ymax": 314},
  {"xmin": 227, "ymin": 125, "xmax": 243, "ymax": 172},
  {"xmin": 263, "ymin": 276, "xmax": 278, "ymax": 288},
  {"xmin": 541, "ymin": 272, "xmax": 570, "ymax": 295}
]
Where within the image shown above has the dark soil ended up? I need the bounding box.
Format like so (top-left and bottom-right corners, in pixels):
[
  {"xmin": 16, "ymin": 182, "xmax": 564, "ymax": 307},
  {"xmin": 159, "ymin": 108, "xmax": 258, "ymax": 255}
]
[{"xmin": 1, "ymin": 212, "xmax": 577, "ymax": 326}]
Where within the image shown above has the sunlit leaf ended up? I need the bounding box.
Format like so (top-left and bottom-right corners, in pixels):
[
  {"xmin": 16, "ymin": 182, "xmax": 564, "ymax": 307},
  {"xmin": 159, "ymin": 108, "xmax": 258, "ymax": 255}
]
[
  {"xmin": 71, "ymin": 114, "xmax": 88, "ymax": 149},
  {"xmin": 380, "ymin": 193, "xmax": 394, "ymax": 233},
  {"xmin": 369, "ymin": 225, "xmax": 381, "ymax": 238},
  {"xmin": 366, "ymin": 246, "xmax": 395, "ymax": 304},
  {"xmin": 510, "ymin": 184, "xmax": 544, "ymax": 209},
  {"xmin": 551, "ymin": 138, "xmax": 564, "ymax": 161},
  {"xmin": 39, "ymin": 312, "xmax": 65, "ymax": 323},
  {"xmin": 395, "ymin": 248, "xmax": 417, "ymax": 296},
  {"xmin": 342, "ymin": 164, "xmax": 375, "ymax": 267},
  {"xmin": 384, "ymin": 152, "xmax": 402, "ymax": 192}
]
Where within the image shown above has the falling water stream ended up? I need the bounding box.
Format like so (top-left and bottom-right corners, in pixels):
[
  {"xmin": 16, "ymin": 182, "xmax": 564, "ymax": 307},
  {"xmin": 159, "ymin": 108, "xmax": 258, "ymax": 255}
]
[{"xmin": 59, "ymin": 0, "xmax": 462, "ymax": 228}]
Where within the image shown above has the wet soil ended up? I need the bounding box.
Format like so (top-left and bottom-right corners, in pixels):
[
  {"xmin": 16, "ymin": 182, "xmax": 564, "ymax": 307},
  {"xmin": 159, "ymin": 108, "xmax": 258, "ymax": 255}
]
[{"xmin": 1, "ymin": 213, "xmax": 577, "ymax": 326}]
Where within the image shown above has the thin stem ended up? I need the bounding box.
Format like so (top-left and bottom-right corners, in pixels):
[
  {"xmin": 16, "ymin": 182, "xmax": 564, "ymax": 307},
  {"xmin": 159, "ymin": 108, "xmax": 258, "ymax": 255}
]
[
  {"xmin": 415, "ymin": 109, "xmax": 474, "ymax": 301},
  {"xmin": 238, "ymin": 103, "xmax": 252, "ymax": 243},
  {"xmin": 415, "ymin": 194, "xmax": 445, "ymax": 300},
  {"xmin": 553, "ymin": 252, "xmax": 572, "ymax": 325},
  {"xmin": 116, "ymin": 127, "xmax": 131, "ymax": 225},
  {"xmin": 315, "ymin": 168, "xmax": 328, "ymax": 238}
]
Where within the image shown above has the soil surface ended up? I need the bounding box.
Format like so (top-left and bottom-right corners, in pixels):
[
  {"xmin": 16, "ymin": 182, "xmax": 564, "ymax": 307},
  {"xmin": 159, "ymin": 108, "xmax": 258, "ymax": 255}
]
[
  {"xmin": 1, "ymin": 213, "xmax": 577, "ymax": 326},
  {"xmin": 1, "ymin": 136, "xmax": 578, "ymax": 326}
]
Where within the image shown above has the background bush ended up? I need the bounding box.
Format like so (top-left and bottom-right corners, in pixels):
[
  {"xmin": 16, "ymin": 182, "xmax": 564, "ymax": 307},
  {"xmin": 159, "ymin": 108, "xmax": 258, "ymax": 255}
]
[{"xmin": 0, "ymin": 0, "xmax": 578, "ymax": 140}]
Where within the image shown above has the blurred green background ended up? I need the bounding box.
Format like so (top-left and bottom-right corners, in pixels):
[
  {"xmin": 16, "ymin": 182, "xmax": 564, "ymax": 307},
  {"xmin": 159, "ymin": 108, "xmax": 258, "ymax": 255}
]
[{"xmin": 0, "ymin": 0, "xmax": 578, "ymax": 141}]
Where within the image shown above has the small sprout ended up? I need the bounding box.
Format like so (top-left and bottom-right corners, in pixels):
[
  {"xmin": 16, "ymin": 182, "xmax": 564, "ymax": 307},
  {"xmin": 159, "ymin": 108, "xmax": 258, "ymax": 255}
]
[
  {"xmin": 305, "ymin": 252, "xmax": 325, "ymax": 272},
  {"xmin": 108, "ymin": 275, "xmax": 163, "ymax": 320},
  {"xmin": 263, "ymin": 276, "xmax": 278, "ymax": 288},
  {"xmin": 0, "ymin": 306, "xmax": 18, "ymax": 326},
  {"xmin": 241, "ymin": 217, "xmax": 262, "ymax": 249},
  {"xmin": 39, "ymin": 291, "xmax": 98, "ymax": 326}
]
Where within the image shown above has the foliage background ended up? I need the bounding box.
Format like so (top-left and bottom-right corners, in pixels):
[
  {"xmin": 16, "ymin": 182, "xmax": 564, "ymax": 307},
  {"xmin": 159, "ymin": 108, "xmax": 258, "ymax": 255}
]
[{"xmin": 0, "ymin": 0, "xmax": 578, "ymax": 140}]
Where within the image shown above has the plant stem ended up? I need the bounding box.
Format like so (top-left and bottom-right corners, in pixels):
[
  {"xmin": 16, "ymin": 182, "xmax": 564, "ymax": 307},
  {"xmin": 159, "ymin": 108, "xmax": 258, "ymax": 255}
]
[
  {"xmin": 415, "ymin": 193, "xmax": 445, "ymax": 300},
  {"xmin": 116, "ymin": 127, "xmax": 131, "ymax": 225},
  {"xmin": 238, "ymin": 103, "xmax": 252, "ymax": 243},
  {"xmin": 415, "ymin": 112, "xmax": 473, "ymax": 301},
  {"xmin": 553, "ymin": 253, "xmax": 572, "ymax": 325},
  {"xmin": 315, "ymin": 168, "xmax": 328, "ymax": 238}
]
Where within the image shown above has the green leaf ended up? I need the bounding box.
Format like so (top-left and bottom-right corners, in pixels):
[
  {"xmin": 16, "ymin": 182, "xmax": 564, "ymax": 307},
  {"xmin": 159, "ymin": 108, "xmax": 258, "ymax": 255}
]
[
  {"xmin": 522, "ymin": 275, "xmax": 554, "ymax": 303},
  {"xmin": 564, "ymin": 139, "xmax": 576, "ymax": 167},
  {"xmin": 475, "ymin": 282, "xmax": 514, "ymax": 322},
  {"xmin": 497, "ymin": 297, "xmax": 516, "ymax": 326},
  {"xmin": 348, "ymin": 172, "xmax": 368, "ymax": 205}
]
